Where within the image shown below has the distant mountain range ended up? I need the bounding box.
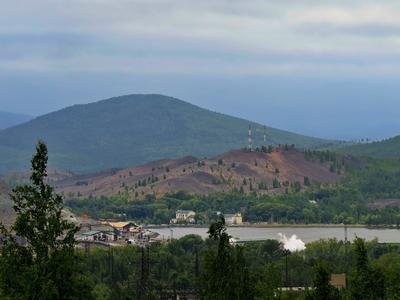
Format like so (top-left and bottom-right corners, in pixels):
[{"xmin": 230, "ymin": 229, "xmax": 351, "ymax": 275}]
[
  {"xmin": 338, "ymin": 135, "xmax": 400, "ymax": 158},
  {"xmin": 0, "ymin": 111, "xmax": 33, "ymax": 129},
  {"xmin": 0, "ymin": 94, "xmax": 336, "ymax": 174}
]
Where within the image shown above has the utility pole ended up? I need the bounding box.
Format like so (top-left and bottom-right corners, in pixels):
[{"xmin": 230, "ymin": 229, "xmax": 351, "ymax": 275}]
[
  {"xmin": 108, "ymin": 246, "xmax": 114, "ymax": 286},
  {"xmin": 344, "ymin": 222, "xmax": 348, "ymax": 270},
  {"xmin": 195, "ymin": 246, "xmax": 200, "ymax": 299},
  {"xmin": 137, "ymin": 245, "xmax": 151, "ymax": 300},
  {"xmin": 195, "ymin": 246, "xmax": 200, "ymax": 277},
  {"xmin": 285, "ymin": 250, "xmax": 289, "ymax": 287},
  {"xmin": 137, "ymin": 246, "xmax": 146, "ymax": 299},
  {"xmin": 147, "ymin": 246, "xmax": 151, "ymax": 296}
]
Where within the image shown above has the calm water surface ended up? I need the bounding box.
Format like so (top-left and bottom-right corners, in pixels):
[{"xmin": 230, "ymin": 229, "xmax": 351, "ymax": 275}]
[{"xmin": 152, "ymin": 226, "xmax": 400, "ymax": 243}]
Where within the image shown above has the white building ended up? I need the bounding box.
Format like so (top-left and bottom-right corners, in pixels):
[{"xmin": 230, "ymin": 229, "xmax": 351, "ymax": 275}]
[
  {"xmin": 171, "ymin": 210, "xmax": 196, "ymax": 224},
  {"xmin": 224, "ymin": 213, "xmax": 243, "ymax": 225}
]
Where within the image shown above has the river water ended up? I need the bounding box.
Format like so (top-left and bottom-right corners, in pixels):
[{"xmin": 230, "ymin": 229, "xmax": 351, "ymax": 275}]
[{"xmin": 152, "ymin": 226, "xmax": 400, "ymax": 243}]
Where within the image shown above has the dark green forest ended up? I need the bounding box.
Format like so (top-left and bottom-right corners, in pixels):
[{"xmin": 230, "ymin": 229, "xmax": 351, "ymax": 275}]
[
  {"xmin": 66, "ymin": 233, "xmax": 400, "ymax": 300},
  {"xmin": 67, "ymin": 157, "xmax": 400, "ymax": 226},
  {"xmin": 338, "ymin": 135, "xmax": 400, "ymax": 158}
]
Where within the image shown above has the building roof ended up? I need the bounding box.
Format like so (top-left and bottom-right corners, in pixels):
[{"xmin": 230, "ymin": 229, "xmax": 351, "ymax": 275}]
[
  {"xmin": 81, "ymin": 230, "xmax": 115, "ymax": 236},
  {"xmin": 81, "ymin": 230, "xmax": 101, "ymax": 236},
  {"xmin": 107, "ymin": 221, "xmax": 138, "ymax": 229},
  {"xmin": 176, "ymin": 210, "xmax": 195, "ymax": 214},
  {"xmin": 230, "ymin": 237, "xmax": 269, "ymax": 243},
  {"xmin": 91, "ymin": 223, "xmax": 116, "ymax": 232},
  {"xmin": 224, "ymin": 213, "xmax": 241, "ymax": 218}
]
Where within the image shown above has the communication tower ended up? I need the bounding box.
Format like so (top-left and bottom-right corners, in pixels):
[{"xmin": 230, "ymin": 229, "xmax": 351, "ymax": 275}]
[
  {"xmin": 248, "ymin": 125, "xmax": 253, "ymax": 151},
  {"xmin": 263, "ymin": 125, "xmax": 267, "ymax": 145}
]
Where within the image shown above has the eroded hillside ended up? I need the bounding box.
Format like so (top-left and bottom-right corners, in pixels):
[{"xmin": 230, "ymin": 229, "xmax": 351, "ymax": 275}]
[
  {"xmin": 55, "ymin": 147, "xmax": 348, "ymax": 199},
  {"xmin": 0, "ymin": 179, "xmax": 14, "ymax": 226}
]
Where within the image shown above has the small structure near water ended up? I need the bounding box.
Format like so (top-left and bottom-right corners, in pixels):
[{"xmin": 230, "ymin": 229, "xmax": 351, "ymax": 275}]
[
  {"xmin": 224, "ymin": 213, "xmax": 243, "ymax": 225},
  {"xmin": 171, "ymin": 210, "xmax": 196, "ymax": 224},
  {"xmin": 80, "ymin": 230, "xmax": 115, "ymax": 242},
  {"xmin": 106, "ymin": 221, "xmax": 142, "ymax": 238},
  {"xmin": 76, "ymin": 220, "xmax": 159, "ymax": 247}
]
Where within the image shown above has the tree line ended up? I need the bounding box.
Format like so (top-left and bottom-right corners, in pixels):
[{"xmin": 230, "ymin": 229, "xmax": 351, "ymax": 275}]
[
  {"xmin": 2, "ymin": 142, "xmax": 400, "ymax": 299},
  {"xmin": 68, "ymin": 155, "xmax": 400, "ymax": 225}
]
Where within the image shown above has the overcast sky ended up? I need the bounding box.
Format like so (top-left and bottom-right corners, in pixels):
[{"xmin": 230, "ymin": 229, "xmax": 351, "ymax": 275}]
[{"xmin": 1, "ymin": 0, "xmax": 400, "ymax": 140}]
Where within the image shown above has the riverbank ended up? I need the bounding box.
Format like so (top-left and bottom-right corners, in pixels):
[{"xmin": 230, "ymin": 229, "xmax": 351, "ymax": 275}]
[
  {"xmin": 145, "ymin": 223, "xmax": 384, "ymax": 229},
  {"xmin": 150, "ymin": 226, "xmax": 400, "ymax": 243}
]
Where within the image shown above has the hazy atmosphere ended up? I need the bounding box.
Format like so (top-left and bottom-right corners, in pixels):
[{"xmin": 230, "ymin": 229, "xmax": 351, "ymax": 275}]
[
  {"xmin": 3, "ymin": 2, "xmax": 400, "ymax": 299},
  {"xmin": 2, "ymin": 1, "xmax": 400, "ymax": 140}
]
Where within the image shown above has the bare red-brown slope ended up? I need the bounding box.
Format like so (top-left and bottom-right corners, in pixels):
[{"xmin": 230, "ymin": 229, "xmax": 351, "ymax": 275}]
[
  {"xmin": 0, "ymin": 176, "xmax": 83, "ymax": 227},
  {"xmin": 3, "ymin": 168, "xmax": 75, "ymax": 188},
  {"xmin": 55, "ymin": 148, "xmax": 345, "ymax": 199},
  {"xmin": 0, "ymin": 179, "xmax": 14, "ymax": 226}
]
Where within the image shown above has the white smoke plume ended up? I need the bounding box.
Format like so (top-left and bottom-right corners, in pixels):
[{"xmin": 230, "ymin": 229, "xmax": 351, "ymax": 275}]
[{"xmin": 278, "ymin": 233, "xmax": 306, "ymax": 252}]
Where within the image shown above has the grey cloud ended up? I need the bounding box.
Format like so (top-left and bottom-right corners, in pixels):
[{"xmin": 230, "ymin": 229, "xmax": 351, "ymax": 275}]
[
  {"xmin": 1, "ymin": 1, "xmax": 400, "ymax": 75},
  {"xmin": 297, "ymin": 23, "xmax": 400, "ymax": 37}
]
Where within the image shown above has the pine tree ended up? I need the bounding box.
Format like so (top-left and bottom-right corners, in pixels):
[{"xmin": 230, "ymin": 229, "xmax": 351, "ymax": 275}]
[
  {"xmin": 273, "ymin": 178, "xmax": 280, "ymax": 189},
  {"xmin": 0, "ymin": 141, "xmax": 93, "ymax": 299},
  {"xmin": 306, "ymin": 261, "xmax": 339, "ymax": 300},
  {"xmin": 199, "ymin": 216, "xmax": 254, "ymax": 299},
  {"xmin": 350, "ymin": 237, "xmax": 385, "ymax": 300}
]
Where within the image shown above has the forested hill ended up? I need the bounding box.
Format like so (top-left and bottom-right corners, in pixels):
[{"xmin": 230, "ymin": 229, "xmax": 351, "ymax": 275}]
[
  {"xmin": 338, "ymin": 135, "xmax": 400, "ymax": 158},
  {"xmin": 0, "ymin": 94, "xmax": 334, "ymax": 174},
  {"xmin": 0, "ymin": 111, "xmax": 32, "ymax": 129}
]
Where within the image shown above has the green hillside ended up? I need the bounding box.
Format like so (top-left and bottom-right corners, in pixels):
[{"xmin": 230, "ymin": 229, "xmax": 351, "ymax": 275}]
[
  {"xmin": 0, "ymin": 94, "xmax": 334, "ymax": 174},
  {"xmin": 338, "ymin": 135, "xmax": 400, "ymax": 158}
]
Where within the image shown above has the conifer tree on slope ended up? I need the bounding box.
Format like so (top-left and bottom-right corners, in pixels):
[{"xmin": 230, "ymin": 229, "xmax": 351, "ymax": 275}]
[
  {"xmin": 0, "ymin": 141, "xmax": 93, "ymax": 300},
  {"xmin": 200, "ymin": 215, "xmax": 254, "ymax": 299}
]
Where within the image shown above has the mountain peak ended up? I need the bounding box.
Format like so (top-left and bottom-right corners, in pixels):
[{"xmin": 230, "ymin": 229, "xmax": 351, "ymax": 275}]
[
  {"xmin": 95, "ymin": 93, "xmax": 191, "ymax": 106},
  {"xmin": 0, "ymin": 94, "xmax": 333, "ymax": 174}
]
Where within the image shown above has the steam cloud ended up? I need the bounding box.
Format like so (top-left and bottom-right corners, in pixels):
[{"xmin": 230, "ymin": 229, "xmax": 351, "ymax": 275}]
[{"xmin": 278, "ymin": 233, "xmax": 306, "ymax": 252}]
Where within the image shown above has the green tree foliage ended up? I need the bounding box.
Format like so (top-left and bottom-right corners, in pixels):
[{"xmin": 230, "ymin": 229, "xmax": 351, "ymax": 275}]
[
  {"xmin": 0, "ymin": 141, "xmax": 93, "ymax": 299},
  {"xmin": 339, "ymin": 135, "xmax": 400, "ymax": 158},
  {"xmin": 306, "ymin": 261, "xmax": 339, "ymax": 300},
  {"xmin": 258, "ymin": 181, "xmax": 268, "ymax": 190},
  {"xmin": 350, "ymin": 237, "xmax": 385, "ymax": 300},
  {"xmin": 272, "ymin": 178, "xmax": 280, "ymax": 189},
  {"xmin": 5, "ymin": 233, "xmax": 391, "ymax": 300},
  {"xmin": 377, "ymin": 253, "xmax": 400, "ymax": 299},
  {"xmin": 200, "ymin": 216, "xmax": 254, "ymax": 299},
  {"xmin": 291, "ymin": 181, "xmax": 301, "ymax": 193}
]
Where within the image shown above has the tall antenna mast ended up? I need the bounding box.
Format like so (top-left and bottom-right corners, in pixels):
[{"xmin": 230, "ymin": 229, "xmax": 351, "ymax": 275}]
[
  {"xmin": 263, "ymin": 125, "xmax": 267, "ymax": 145},
  {"xmin": 248, "ymin": 125, "xmax": 252, "ymax": 151}
]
